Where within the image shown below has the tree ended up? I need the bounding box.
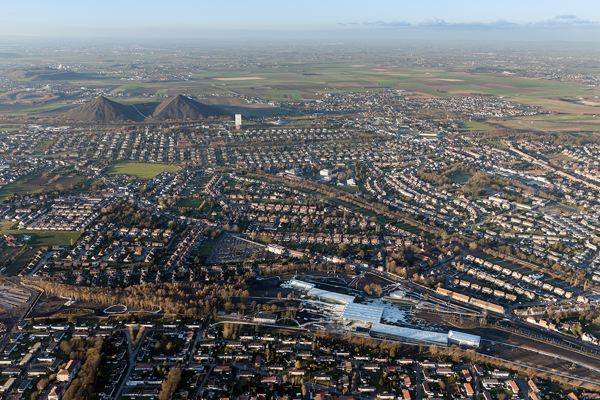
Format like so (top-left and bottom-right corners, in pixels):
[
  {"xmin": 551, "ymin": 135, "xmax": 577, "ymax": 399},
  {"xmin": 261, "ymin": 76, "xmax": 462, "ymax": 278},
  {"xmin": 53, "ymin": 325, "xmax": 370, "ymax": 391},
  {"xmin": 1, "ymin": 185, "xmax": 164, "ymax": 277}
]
[
  {"xmin": 223, "ymin": 323, "xmax": 238, "ymax": 339},
  {"xmin": 62, "ymin": 337, "xmax": 103, "ymax": 400},
  {"xmin": 36, "ymin": 378, "xmax": 49, "ymax": 392},
  {"xmin": 159, "ymin": 367, "xmax": 182, "ymax": 400},
  {"xmin": 59, "ymin": 340, "xmax": 73, "ymax": 356}
]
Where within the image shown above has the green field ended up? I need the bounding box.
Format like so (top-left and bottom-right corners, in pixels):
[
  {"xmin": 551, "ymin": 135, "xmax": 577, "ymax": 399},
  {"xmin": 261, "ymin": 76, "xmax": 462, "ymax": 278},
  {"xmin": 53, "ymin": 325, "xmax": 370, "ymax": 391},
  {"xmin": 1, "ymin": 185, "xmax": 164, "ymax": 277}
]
[
  {"xmin": 0, "ymin": 172, "xmax": 88, "ymax": 202},
  {"xmin": 50, "ymin": 308, "xmax": 95, "ymax": 318},
  {"xmin": 4, "ymin": 54, "xmax": 600, "ymax": 137},
  {"xmin": 463, "ymin": 120, "xmax": 501, "ymax": 133},
  {"xmin": 0, "ymin": 126, "xmax": 21, "ymax": 132},
  {"xmin": 192, "ymin": 64, "xmax": 600, "ymax": 108},
  {"xmin": 22, "ymin": 101, "xmax": 71, "ymax": 114},
  {"xmin": 0, "ymin": 220, "xmax": 16, "ymax": 230},
  {"xmin": 175, "ymin": 198, "xmax": 203, "ymax": 208},
  {"xmin": 0, "ymin": 230, "xmax": 82, "ymax": 246},
  {"xmin": 107, "ymin": 162, "xmax": 181, "ymax": 179},
  {"xmin": 448, "ymin": 170, "xmax": 472, "ymax": 185},
  {"xmin": 495, "ymin": 113, "xmax": 600, "ymax": 133},
  {"xmin": 14, "ymin": 62, "xmax": 599, "ymax": 114}
]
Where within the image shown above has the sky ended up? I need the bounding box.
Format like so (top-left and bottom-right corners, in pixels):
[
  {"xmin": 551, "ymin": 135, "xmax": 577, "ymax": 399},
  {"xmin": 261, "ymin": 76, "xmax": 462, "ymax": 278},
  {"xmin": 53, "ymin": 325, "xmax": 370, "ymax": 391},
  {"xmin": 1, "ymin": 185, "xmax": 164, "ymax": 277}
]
[{"xmin": 2, "ymin": 0, "xmax": 600, "ymax": 41}]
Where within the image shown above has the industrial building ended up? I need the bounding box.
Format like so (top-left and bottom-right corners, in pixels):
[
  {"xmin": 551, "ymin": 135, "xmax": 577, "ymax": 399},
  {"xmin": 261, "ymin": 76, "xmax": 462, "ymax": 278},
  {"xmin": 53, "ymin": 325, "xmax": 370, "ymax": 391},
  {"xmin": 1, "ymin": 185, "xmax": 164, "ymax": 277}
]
[
  {"xmin": 370, "ymin": 323, "xmax": 449, "ymax": 346},
  {"xmin": 266, "ymin": 243, "xmax": 286, "ymax": 255},
  {"xmin": 448, "ymin": 330, "xmax": 481, "ymax": 347},
  {"xmin": 287, "ymin": 279, "xmax": 315, "ymax": 291},
  {"xmin": 342, "ymin": 303, "xmax": 385, "ymax": 325},
  {"xmin": 285, "ymin": 279, "xmax": 481, "ymax": 348},
  {"xmin": 368, "ymin": 323, "xmax": 480, "ymax": 348},
  {"xmin": 286, "ymin": 279, "xmax": 356, "ymax": 305},
  {"xmin": 307, "ymin": 287, "xmax": 355, "ymax": 305},
  {"xmin": 253, "ymin": 313, "xmax": 278, "ymax": 324}
]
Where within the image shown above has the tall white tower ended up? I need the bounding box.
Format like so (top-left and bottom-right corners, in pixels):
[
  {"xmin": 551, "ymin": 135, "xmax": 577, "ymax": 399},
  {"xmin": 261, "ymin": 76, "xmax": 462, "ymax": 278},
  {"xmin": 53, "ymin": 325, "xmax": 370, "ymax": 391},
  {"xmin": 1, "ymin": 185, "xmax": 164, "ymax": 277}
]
[{"xmin": 234, "ymin": 114, "xmax": 242, "ymax": 130}]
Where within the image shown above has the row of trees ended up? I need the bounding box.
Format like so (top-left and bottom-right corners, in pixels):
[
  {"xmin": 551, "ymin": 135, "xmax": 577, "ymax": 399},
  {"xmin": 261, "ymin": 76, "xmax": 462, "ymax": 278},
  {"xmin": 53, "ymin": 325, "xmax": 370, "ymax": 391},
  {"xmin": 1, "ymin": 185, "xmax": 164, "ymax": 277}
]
[
  {"xmin": 30, "ymin": 337, "xmax": 104, "ymax": 400},
  {"xmin": 159, "ymin": 367, "xmax": 182, "ymax": 400},
  {"xmin": 62, "ymin": 337, "xmax": 103, "ymax": 400},
  {"xmin": 26, "ymin": 276, "xmax": 251, "ymax": 318}
]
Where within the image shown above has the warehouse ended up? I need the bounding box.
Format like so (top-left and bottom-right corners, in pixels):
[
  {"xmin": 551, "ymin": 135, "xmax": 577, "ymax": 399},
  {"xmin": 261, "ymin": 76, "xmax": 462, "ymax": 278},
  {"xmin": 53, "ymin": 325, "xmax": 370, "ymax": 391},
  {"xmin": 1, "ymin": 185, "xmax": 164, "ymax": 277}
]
[{"xmin": 370, "ymin": 323, "xmax": 449, "ymax": 346}]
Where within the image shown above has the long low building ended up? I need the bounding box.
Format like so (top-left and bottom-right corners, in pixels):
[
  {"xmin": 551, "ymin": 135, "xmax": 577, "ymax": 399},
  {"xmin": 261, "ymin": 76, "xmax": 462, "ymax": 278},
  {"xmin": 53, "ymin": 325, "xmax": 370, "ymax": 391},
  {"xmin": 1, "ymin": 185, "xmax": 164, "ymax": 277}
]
[
  {"xmin": 448, "ymin": 330, "xmax": 481, "ymax": 348},
  {"xmin": 287, "ymin": 279, "xmax": 315, "ymax": 291},
  {"xmin": 307, "ymin": 287, "xmax": 356, "ymax": 305},
  {"xmin": 436, "ymin": 287, "xmax": 505, "ymax": 315},
  {"xmin": 370, "ymin": 323, "xmax": 449, "ymax": 346},
  {"xmin": 285, "ymin": 279, "xmax": 355, "ymax": 304},
  {"xmin": 286, "ymin": 279, "xmax": 481, "ymax": 348}
]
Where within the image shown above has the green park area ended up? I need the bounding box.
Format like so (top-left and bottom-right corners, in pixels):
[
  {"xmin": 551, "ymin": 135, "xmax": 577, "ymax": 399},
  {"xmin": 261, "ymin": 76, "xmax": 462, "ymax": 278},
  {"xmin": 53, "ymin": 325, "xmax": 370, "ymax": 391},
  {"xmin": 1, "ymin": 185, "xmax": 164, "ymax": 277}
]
[
  {"xmin": 0, "ymin": 229, "xmax": 82, "ymax": 246},
  {"xmin": 0, "ymin": 172, "xmax": 88, "ymax": 202},
  {"xmin": 174, "ymin": 198, "xmax": 203, "ymax": 208},
  {"xmin": 107, "ymin": 162, "xmax": 181, "ymax": 179}
]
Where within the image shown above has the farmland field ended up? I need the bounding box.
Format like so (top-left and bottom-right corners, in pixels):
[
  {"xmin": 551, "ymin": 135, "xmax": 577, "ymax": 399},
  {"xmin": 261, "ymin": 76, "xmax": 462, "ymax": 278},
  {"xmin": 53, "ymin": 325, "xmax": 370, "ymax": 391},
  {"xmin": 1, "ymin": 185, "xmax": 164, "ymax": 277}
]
[
  {"xmin": 9, "ymin": 62, "xmax": 598, "ymax": 115},
  {"xmin": 199, "ymin": 65, "xmax": 600, "ymax": 108},
  {"xmin": 493, "ymin": 113, "xmax": 600, "ymax": 133}
]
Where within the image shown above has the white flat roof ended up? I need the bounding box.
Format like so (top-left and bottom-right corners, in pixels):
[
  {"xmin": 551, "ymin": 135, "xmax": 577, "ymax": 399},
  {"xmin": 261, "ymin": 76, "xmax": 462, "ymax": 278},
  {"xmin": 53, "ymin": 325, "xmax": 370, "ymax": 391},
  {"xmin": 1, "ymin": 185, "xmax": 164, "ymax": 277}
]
[
  {"xmin": 448, "ymin": 330, "xmax": 481, "ymax": 347},
  {"xmin": 342, "ymin": 303, "xmax": 384, "ymax": 324},
  {"xmin": 307, "ymin": 288, "xmax": 355, "ymax": 305},
  {"xmin": 370, "ymin": 323, "xmax": 448, "ymax": 345},
  {"xmin": 289, "ymin": 279, "xmax": 315, "ymax": 291}
]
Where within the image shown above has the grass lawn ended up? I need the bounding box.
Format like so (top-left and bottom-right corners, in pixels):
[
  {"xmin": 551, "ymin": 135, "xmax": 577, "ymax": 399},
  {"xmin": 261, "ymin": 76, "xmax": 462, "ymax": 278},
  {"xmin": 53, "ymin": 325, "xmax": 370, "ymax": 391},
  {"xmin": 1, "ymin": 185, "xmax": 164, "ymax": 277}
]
[
  {"xmin": 0, "ymin": 172, "xmax": 88, "ymax": 202},
  {"xmin": 175, "ymin": 198, "xmax": 203, "ymax": 208},
  {"xmin": 0, "ymin": 126, "xmax": 21, "ymax": 132},
  {"xmin": 107, "ymin": 162, "xmax": 181, "ymax": 179},
  {"xmin": 50, "ymin": 308, "xmax": 95, "ymax": 318},
  {"xmin": 0, "ymin": 220, "xmax": 16, "ymax": 230},
  {"xmin": 2, "ymin": 246, "xmax": 37, "ymax": 275},
  {"xmin": 197, "ymin": 237, "xmax": 218, "ymax": 257},
  {"xmin": 22, "ymin": 101, "xmax": 71, "ymax": 114},
  {"xmin": 0, "ymin": 179, "xmax": 32, "ymax": 202},
  {"xmin": 0, "ymin": 230, "xmax": 82, "ymax": 246},
  {"xmin": 463, "ymin": 120, "xmax": 500, "ymax": 133},
  {"xmin": 448, "ymin": 170, "xmax": 472, "ymax": 185}
]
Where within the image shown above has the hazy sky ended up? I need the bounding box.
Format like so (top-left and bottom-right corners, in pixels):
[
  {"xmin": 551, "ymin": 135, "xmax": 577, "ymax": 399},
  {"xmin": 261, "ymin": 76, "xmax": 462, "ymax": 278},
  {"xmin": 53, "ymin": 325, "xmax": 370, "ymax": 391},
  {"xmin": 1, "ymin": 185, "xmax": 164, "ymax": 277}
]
[{"xmin": 2, "ymin": 0, "xmax": 600, "ymax": 40}]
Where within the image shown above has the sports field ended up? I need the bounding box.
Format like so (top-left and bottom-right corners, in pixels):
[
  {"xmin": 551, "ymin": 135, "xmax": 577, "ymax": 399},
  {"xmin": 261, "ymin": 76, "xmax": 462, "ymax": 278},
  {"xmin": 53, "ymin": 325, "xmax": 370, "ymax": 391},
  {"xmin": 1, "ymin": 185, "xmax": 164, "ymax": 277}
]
[
  {"xmin": 107, "ymin": 162, "xmax": 181, "ymax": 179},
  {"xmin": 0, "ymin": 229, "xmax": 82, "ymax": 246}
]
